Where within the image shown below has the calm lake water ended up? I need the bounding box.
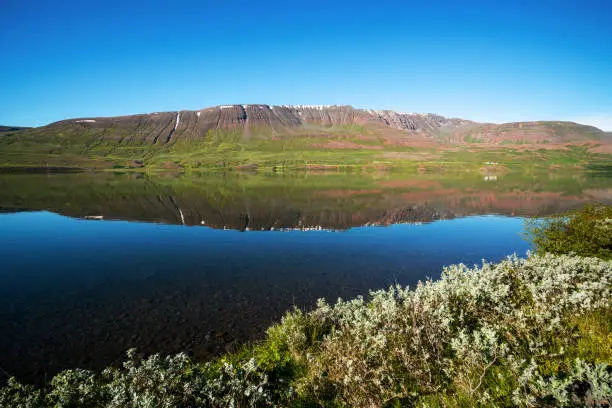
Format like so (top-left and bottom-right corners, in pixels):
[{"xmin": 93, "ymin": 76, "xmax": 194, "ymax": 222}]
[{"xmin": 1, "ymin": 171, "xmax": 610, "ymax": 384}]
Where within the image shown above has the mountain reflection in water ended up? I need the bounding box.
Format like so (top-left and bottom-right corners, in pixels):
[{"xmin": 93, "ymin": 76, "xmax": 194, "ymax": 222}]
[{"xmin": 0, "ymin": 171, "xmax": 610, "ymax": 229}]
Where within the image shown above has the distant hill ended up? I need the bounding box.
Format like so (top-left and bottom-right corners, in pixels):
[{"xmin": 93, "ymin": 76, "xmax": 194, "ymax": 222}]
[{"xmin": 0, "ymin": 125, "xmax": 30, "ymax": 134}]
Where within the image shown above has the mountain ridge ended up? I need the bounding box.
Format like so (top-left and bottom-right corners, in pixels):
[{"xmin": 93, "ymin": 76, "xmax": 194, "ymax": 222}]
[{"xmin": 11, "ymin": 104, "xmax": 608, "ymax": 146}]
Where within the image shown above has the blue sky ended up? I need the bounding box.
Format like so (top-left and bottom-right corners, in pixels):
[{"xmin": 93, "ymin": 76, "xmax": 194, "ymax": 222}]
[{"xmin": 1, "ymin": 0, "xmax": 611, "ymax": 129}]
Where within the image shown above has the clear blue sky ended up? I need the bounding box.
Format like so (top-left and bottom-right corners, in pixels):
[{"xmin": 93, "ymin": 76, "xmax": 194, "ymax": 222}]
[{"xmin": 1, "ymin": 0, "xmax": 611, "ymax": 129}]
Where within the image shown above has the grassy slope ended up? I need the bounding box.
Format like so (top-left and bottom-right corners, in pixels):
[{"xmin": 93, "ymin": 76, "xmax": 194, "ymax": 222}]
[{"xmin": 1, "ymin": 121, "xmax": 611, "ymax": 172}]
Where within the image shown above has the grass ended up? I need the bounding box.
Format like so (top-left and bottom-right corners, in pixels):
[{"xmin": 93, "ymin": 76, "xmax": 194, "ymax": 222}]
[
  {"xmin": 2, "ymin": 124, "xmax": 611, "ymax": 174},
  {"xmin": 140, "ymin": 142, "xmax": 610, "ymax": 174},
  {"xmin": 572, "ymin": 309, "xmax": 612, "ymax": 365},
  {"xmin": 463, "ymin": 134, "xmax": 483, "ymax": 143}
]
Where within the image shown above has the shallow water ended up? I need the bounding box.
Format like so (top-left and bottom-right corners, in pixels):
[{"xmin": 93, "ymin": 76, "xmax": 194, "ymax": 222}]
[{"xmin": 0, "ymin": 171, "xmax": 610, "ymax": 383}]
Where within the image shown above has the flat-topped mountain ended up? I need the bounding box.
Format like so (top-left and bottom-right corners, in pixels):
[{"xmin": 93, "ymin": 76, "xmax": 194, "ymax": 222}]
[
  {"xmin": 37, "ymin": 105, "xmax": 468, "ymax": 145},
  {"xmin": 1, "ymin": 104, "xmax": 610, "ymax": 171},
  {"xmin": 25, "ymin": 104, "xmax": 609, "ymax": 145}
]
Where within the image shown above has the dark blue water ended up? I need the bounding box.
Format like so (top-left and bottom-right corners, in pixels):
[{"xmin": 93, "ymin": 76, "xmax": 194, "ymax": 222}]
[{"xmin": 0, "ymin": 210, "xmax": 529, "ymax": 383}]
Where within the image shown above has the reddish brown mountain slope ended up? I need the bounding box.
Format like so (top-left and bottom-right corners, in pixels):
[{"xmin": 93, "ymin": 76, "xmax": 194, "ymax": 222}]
[{"xmin": 10, "ymin": 104, "xmax": 612, "ymax": 147}]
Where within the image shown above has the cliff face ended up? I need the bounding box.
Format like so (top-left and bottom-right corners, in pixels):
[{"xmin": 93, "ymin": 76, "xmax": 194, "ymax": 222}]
[
  {"xmin": 42, "ymin": 105, "xmax": 471, "ymax": 145},
  {"xmin": 19, "ymin": 104, "xmax": 611, "ymax": 146},
  {"xmin": 370, "ymin": 110, "xmax": 468, "ymax": 132}
]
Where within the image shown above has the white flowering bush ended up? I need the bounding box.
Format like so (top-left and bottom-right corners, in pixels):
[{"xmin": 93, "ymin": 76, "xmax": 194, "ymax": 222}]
[
  {"xmin": 202, "ymin": 358, "xmax": 276, "ymax": 407},
  {"xmin": 1, "ymin": 253, "xmax": 610, "ymax": 407},
  {"xmin": 272, "ymin": 253, "xmax": 611, "ymax": 407},
  {"xmin": 0, "ymin": 377, "xmax": 44, "ymax": 408},
  {"xmin": 1, "ymin": 350, "xmax": 283, "ymax": 407}
]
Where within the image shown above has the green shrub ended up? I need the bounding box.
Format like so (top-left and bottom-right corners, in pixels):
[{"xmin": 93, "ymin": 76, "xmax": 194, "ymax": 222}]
[{"xmin": 526, "ymin": 204, "xmax": 612, "ymax": 260}]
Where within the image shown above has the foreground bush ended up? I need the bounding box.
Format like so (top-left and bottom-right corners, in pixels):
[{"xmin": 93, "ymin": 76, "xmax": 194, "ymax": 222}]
[
  {"xmin": 2, "ymin": 253, "xmax": 611, "ymax": 407},
  {"xmin": 526, "ymin": 203, "xmax": 612, "ymax": 260}
]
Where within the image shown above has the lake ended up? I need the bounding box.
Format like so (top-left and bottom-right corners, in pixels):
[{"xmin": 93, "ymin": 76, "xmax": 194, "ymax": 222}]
[{"xmin": 1, "ymin": 170, "xmax": 610, "ymax": 384}]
